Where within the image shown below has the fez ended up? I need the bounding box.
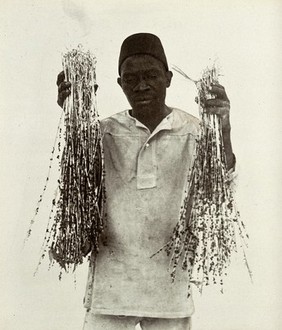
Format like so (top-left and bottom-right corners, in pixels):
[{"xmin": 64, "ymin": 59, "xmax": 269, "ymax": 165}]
[{"xmin": 118, "ymin": 33, "xmax": 169, "ymax": 74}]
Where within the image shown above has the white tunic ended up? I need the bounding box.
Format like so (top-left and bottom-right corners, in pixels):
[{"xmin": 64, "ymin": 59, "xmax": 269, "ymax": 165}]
[{"xmin": 84, "ymin": 108, "xmax": 200, "ymax": 318}]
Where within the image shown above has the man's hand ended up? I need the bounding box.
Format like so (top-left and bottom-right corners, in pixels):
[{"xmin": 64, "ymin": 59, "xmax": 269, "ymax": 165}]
[
  {"xmin": 56, "ymin": 71, "xmax": 71, "ymax": 108},
  {"xmin": 200, "ymin": 83, "xmax": 235, "ymax": 170},
  {"xmin": 204, "ymin": 83, "xmax": 231, "ymax": 132}
]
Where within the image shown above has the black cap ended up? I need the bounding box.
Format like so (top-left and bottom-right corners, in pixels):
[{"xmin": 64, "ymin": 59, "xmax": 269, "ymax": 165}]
[{"xmin": 118, "ymin": 33, "xmax": 168, "ymax": 75}]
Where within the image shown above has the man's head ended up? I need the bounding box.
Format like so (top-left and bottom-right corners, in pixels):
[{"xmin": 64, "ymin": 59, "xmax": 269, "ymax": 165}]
[{"xmin": 117, "ymin": 33, "xmax": 173, "ymax": 113}]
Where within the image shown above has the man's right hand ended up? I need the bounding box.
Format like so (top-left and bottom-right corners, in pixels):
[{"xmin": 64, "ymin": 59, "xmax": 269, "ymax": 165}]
[{"xmin": 57, "ymin": 71, "xmax": 71, "ymax": 108}]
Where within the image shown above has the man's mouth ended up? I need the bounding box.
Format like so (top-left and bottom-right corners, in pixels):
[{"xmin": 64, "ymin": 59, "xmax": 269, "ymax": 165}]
[
  {"xmin": 136, "ymin": 99, "xmax": 152, "ymax": 104},
  {"xmin": 135, "ymin": 97, "xmax": 153, "ymax": 104}
]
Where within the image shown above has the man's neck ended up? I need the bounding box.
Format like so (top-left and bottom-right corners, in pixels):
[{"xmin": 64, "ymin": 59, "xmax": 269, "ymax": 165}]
[{"xmin": 130, "ymin": 105, "xmax": 171, "ymax": 133}]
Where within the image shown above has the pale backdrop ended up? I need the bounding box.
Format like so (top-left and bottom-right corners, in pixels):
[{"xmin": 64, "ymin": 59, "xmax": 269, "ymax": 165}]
[{"xmin": 1, "ymin": 0, "xmax": 281, "ymax": 329}]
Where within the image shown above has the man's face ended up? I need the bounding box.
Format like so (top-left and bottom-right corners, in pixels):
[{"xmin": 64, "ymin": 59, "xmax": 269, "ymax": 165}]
[{"xmin": 118, "ymin": 55, "xmax": 172, "ymax": 112}]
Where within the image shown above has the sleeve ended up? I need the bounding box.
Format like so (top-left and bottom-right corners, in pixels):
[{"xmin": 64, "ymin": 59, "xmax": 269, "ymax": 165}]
[
  {"xmin": 226, "ymin": 153, "xmax": 239, "ymax": 193},
  {"xmin": 83, "ymin": 251, "xmax": 96, "ymax": 310}
]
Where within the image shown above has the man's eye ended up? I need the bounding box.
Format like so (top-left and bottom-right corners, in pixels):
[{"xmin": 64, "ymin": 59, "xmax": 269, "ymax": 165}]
[
  {"xmin": 123, "ymin": 77, "xmax": 136, "ymax": 84},
  {"xmin": 147, "ymin": 74, "xmax": 158, "ymax": 79}
]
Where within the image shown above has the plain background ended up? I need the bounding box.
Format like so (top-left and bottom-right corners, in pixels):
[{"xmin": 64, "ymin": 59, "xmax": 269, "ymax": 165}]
[{"xmin": 1, "ymin": 0, "xmax": 281, "ymax": 329}]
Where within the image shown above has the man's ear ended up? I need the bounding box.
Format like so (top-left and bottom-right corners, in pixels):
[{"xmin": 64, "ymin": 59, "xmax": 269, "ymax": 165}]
[
  {"xmin": 166, "ymin": 71, "xmax": 173, "ymax": 88},
  {"xmin": 117, "ymin": 77, "xmax": 122, "ymax": 87}
]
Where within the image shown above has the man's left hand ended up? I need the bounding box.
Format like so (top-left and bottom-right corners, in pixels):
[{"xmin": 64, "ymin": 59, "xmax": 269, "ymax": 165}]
[{"xmin": 204, "ymin": 83, "xmax": 231, "ymax": 132}]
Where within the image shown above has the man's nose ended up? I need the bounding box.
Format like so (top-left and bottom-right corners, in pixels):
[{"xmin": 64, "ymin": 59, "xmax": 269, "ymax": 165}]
[{"xmin": 133, "ymin": 78, "xmax": 150, "ymax": 92}]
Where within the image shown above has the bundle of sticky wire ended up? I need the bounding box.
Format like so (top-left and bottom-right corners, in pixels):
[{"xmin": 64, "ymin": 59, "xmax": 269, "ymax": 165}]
[
  {"xmin": 157, "ymin": 65, "xmax": 250, "ymax": 295},
  {"xmin": 28, "ymin": 47, "xmax": 106, "ymax": 274}
]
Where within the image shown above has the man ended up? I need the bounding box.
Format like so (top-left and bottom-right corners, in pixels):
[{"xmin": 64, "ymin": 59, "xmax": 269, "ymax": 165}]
[{"xmin": 57, "ymin": 33, "xmax": 235, "ymax": 330}]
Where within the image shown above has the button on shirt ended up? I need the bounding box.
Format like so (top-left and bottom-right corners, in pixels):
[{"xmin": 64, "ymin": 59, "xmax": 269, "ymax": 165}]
[{"xmin": 84, "ymin": 108, "xmax": 200, "ymax": 318}]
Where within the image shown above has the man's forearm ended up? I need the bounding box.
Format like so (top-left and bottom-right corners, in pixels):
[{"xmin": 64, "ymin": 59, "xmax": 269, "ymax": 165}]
[{"xmin": 222, "ymin": 129, "xmax": 235, "ymax": 171}]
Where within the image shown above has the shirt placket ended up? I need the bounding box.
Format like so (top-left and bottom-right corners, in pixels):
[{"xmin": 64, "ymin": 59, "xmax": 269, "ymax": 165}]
[{"xmin": 136, "ymin": 113, "xmax": 173, "ymax": 190}]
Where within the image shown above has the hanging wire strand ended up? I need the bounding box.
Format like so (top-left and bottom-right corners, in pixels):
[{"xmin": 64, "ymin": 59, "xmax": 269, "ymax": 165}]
[
  {"xmin": 27, "ymin": 47, "xmax": 106, "ymax": 276},
  {"xmin": 153, "ymin": 64, "xmax": 251, "ymax": 295}
]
